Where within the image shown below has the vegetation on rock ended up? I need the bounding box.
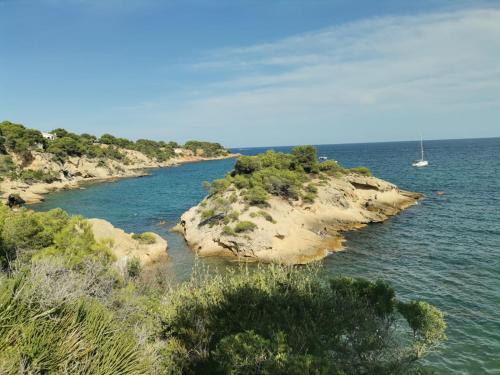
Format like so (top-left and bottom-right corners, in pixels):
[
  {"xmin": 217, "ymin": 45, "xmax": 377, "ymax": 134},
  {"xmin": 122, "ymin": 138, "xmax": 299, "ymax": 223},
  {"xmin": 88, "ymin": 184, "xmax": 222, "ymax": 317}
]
[
  {"xmin": 131, "ymin": 232, "xmax": 157, "ymax": 245},
  {"xmin": 208, "ymin": 146, "xmax": 371, "ymax": 207}
]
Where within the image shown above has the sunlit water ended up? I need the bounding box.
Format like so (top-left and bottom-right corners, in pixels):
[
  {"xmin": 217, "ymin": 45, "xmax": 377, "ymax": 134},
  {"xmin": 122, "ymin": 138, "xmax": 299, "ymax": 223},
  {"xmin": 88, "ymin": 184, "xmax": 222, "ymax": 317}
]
[{"xmin": 32, "ymin": 138, "xmax": 500, "ymax": 373}]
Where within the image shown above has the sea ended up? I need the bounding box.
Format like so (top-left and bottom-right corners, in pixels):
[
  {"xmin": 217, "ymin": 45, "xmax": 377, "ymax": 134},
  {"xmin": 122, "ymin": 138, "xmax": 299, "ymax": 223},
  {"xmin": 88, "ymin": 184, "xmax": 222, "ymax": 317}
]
[{"xmin": 32, "ymin": 138, "xmax": 500, "ymax": 374}]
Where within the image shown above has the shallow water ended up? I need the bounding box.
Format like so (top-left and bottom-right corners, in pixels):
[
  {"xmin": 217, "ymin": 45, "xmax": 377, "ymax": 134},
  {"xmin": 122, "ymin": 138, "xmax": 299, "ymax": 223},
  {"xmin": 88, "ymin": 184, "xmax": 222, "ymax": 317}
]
[{"xmin": 32, "ymin": 138, "xmax": 500, "ymax": 373}]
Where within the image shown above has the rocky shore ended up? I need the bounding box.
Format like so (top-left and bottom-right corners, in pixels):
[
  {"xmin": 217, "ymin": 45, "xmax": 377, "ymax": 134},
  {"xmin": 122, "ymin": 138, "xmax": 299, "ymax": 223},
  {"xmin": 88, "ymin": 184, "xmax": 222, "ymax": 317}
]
[
  {"xmin": 1, "ymin": 149, "xmax": 238, "ymax": 204},
  {"xmin": 178, "ymin": 173, "xmax": 421, "ymax": 264}
]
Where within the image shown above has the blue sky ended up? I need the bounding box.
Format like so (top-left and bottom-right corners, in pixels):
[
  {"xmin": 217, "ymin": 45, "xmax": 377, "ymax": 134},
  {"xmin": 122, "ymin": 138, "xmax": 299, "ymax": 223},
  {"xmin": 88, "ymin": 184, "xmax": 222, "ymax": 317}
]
[{"xmin": 1, "ymin": 0, "xmax": 499, "ymax": 147}]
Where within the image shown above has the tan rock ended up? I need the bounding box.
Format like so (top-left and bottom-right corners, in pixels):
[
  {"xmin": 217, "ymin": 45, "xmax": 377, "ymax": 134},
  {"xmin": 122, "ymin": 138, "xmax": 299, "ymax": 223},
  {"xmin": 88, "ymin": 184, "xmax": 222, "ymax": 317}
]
[
  {"xmin": 179, "ymin": 174, "xmax": 421, "ymax": 265},
  {"xmin": 88, "ymin": 218, "xmax": 167, "ymax": 267}
]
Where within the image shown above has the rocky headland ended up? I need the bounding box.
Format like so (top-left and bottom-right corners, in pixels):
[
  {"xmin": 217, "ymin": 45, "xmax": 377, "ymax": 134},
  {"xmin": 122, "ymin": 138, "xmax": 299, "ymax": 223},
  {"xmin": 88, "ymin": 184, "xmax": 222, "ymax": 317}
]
[{"xmin": 178, "ymin": 147, "xmax": 421, "ymax": 264}]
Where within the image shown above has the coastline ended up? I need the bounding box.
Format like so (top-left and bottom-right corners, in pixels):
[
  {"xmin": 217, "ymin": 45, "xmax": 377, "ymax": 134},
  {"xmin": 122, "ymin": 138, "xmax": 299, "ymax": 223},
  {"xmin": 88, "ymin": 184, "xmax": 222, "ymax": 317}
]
[{"xmin": 1, "ymin": 153, "xmax": 240, "ymax": 205}]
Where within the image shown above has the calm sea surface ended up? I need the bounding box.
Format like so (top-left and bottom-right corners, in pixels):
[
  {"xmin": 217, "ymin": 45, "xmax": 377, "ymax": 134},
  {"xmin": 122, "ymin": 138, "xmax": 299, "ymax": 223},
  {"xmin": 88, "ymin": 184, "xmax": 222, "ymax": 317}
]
[{"xmin": 32, "ymin": 138, "xmax": 500, "ymax": 374}]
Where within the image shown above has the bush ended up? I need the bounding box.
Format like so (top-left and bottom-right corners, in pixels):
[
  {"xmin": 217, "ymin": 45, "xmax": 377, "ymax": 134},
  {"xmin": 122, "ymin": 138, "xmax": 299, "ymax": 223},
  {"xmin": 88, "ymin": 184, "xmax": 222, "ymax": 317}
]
[
  {"xmin": 0, "ymin": 121, "xmax": 44, "ymax": 154},
  {"xmin": 0, "ymin": 275, "xmax": 147, "ymax": 375},
  {"xmin": 0, "ymin": 155, "xmax": 15, "ymax": 175},
  {"xmin": 253, "ymin": 168, "xmax": 305, "ymax": 200},
  {"xmin": 132, "ymin": 232, "xmax": 157, "ymax": 245},
  {"xmin": 210, "ymin": 178, "xmax": 232, "ymax": 195},
  {"xmin": 234, "ymin": 221, "xmax": 257, "ymax": 233},
  {"xmin": 244, "ymin": 186, "xmax": 269, "ymax": 206},
  {"xmin": 200, "ymin": 209, "xmax": 215, "ymax": 221},
  {"xmin": 291, "ymin": 145, "xmax": 319, "ymax": 173},
  {"xmin": 302, "ymin": 192, "xmax": 316, "ymax": 204},
  {"xmin": 318, "ymin": 160, "xmax": 345, "ymax": 174},
  {"xmin": 127, "ymin": 256, "xmax": 142, "ymax": 278},
  {"xmin": 257, "ymin": 210, "xmax": 276, "ymax": 223},
  {"xmin": 0, "ymin": 207, "xmax": 113, "ymax": 269},
  {"xmin": 14, "ymin": 169, "xmax": 58, "ymax": 184},
  {"xmin": 350, "ymin": 166, "xmax": 372, "ymax": 176},
  {"xmin": 159, "ymin": 265, "xmax": 446, "ymax": 374},
  {"xmin": 234, "ymin": 156, "xmax": 262, "ymax": 174},
  {"xmin": 222, "ymin": 225, "xmax": 236, "ymax": 236},
  {"xmin": 223, "ymin": 211, "xmax": 239, "ymax": 224}
]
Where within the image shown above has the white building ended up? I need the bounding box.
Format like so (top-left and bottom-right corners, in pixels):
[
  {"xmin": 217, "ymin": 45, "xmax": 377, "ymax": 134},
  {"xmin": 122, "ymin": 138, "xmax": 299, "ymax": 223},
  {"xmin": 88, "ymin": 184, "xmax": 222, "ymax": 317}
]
[{"xmin": 41, "ymin": 132, "xmax": 56, "ymax": 140}]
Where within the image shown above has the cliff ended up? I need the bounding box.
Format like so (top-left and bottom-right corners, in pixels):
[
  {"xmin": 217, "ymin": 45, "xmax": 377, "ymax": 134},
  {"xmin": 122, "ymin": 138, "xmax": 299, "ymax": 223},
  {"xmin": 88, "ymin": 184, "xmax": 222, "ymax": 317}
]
[{"xmin": 178, "ymin": 147, "xmax": 421, "ymax": 264}]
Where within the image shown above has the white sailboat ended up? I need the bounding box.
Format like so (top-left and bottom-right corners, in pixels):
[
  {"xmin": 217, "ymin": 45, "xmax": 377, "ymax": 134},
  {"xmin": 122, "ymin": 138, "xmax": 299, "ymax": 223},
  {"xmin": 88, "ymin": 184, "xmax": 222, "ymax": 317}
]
[{"xmin": 412, "ymin": 136, "xmax": 429, "ymax": 167}]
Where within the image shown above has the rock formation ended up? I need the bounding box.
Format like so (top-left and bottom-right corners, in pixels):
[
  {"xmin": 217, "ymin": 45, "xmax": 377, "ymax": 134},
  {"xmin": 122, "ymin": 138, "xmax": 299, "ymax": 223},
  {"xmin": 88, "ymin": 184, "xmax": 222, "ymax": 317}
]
[
  {"xmin": 179, "ymin": 173, "xmax": 421, "ymax": 264},
  {"xmin": 88, "ymin": 218, "xmax": 168, "ymax": 268}
]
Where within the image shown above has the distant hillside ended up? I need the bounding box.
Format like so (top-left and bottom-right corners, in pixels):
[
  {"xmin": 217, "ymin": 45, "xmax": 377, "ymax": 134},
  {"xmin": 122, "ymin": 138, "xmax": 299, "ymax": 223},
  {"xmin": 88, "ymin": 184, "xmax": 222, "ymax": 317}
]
[{"xmin": 0, "ymin": 120, "xmax": 234, "ymax": 203}]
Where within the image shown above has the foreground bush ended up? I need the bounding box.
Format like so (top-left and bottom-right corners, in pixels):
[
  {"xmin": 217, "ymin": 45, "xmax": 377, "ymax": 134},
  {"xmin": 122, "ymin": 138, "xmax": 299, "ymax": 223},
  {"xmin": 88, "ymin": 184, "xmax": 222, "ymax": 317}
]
[
  {"xmin": 160, "ymin": 265, "xmax": 446, "ymax": 374},
  {"xmin": 0, "ymin": 275, "xmax": 147, "ymax": 375},
  {"xmin": 0, "ymin": 206, "xmax": 113, "ymax": 270}
]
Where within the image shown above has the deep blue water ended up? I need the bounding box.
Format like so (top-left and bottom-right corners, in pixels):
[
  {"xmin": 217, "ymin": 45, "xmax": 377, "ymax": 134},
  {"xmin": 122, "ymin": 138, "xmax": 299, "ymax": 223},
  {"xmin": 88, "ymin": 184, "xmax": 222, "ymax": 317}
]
[{"xmin": 32, "ymin": 138, "xmax": 500, "ymax": 374}]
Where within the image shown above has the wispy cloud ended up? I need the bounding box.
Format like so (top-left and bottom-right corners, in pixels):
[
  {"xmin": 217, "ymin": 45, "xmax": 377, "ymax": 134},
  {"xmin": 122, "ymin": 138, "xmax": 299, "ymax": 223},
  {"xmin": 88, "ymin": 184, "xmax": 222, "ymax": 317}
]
[{"xmin": 122, "ymin": 8, "xmax": 500, "ymax": 146}]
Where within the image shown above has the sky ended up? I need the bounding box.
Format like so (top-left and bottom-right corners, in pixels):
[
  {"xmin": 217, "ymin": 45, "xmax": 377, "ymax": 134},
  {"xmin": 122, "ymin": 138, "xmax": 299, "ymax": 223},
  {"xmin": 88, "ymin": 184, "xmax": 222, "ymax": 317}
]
[{"xmin": 1, "ymin": 0, "xmax": 499, "ymax": 147}]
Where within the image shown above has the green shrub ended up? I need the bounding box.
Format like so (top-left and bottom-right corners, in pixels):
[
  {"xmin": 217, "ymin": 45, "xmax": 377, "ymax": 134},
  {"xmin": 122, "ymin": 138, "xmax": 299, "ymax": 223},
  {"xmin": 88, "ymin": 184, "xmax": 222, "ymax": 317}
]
[
  {"xmin": 350, "ymin": 166, "xmax": 372, "ymax": 176},
  {"xmin": 305, "ymin": 184, "xmax": 318, "ymax": 194},
  {"xmin": 233, "ymin": 174, "xmax": 250, "ymax": 189},
  {"xmin": 0, "ymin": 121, "xmax": 44, "ymax": 154},
  {"xmin": 303, "ymin": 192, "xmax": 317, "ymax": 204},
  {"xmin": 291, "ymin": 145, "xmax": 319, "ymax": 173},
  {"xmin": 15, "ymin": 169, "xmax": 58, "ymax": 184},
  {"xmin": 234, "ymin": 221, "xmax": 257, "ymax": 233},
  {"xmin": 0, "ymin": 155, "xmax": 15, "ymax": 175},
  {"xmin": 234, "ymin": 156, "xmax": 262, "ymax": 174},
  {"xmin": 318, "ymin": 160, "xmax": 347, "ymax": 176},
  {"xmin": 244, "ymin": 186, "xmax": 269, "ymax": 206},
  {"xmin": 210, "ymin": 178, "xmax": 232, "ymax": 195},
  {"xmin": 257, "ymin": 210, "xmax": 276, "ymax": 223},
  {"xmin": 132, "ymin": 232, "xmax": 157, "ymax": 245},
  {"xmin": 159, "ymin": 265, "xmax": 446, "ymax": 374},
  {"xmin": 253, "ymin": 168, "xmax": 305, "ymax": 200},
  {"xmin": 200, "ymin": 209, "xmax": 215, "ymax": 221},
  {"xmin": 127, "ymin": 256, "xmax": 142, "ymax": 278},
  {"xmin": 223, "ymin": 211, "xmax": 239, "ymax": 224},
  {"xmin": 222, "ymin": 226, "xmax": 236, "ymax": 236}
]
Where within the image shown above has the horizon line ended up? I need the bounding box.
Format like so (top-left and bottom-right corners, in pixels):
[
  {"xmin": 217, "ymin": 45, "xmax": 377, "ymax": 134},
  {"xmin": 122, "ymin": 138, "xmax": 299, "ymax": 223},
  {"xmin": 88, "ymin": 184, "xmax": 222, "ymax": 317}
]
[{"xmin": 230, "ymin": 136, "xmax": 500, "ymax": 150}]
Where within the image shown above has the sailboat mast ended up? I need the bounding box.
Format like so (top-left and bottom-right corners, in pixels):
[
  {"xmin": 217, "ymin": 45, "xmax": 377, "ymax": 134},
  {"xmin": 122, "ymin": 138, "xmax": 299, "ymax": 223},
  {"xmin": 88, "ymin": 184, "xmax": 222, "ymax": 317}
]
[{"xmin": 420, "ymin": 136, "xmax": 424, "ymax": 160}]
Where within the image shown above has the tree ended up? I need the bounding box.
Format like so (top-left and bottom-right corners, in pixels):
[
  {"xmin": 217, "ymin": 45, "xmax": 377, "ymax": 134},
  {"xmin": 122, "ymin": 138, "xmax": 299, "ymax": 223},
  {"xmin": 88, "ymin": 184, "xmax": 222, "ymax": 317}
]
[
  {"xmin": 291, "ymin": 145, "xmax": 318, "ymax": 173},
  {"xmin": 161, "ymin": 266, "xmax": 446, "ymax": 373}
]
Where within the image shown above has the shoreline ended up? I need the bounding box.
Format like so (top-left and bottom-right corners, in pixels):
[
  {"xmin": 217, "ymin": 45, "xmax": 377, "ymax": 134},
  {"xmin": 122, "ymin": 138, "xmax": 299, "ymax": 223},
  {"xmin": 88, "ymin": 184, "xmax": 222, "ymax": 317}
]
[{"xmin": 2, "ymin": 153, "xmax": 240, "ymax": 205}]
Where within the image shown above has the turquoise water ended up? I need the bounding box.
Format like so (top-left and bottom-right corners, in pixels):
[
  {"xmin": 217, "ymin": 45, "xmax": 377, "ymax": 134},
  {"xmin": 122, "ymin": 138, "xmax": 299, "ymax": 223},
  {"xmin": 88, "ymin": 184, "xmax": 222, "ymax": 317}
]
[{"xmin": 32, "ymin": 138, "xmax": 500, "ymax": 373}]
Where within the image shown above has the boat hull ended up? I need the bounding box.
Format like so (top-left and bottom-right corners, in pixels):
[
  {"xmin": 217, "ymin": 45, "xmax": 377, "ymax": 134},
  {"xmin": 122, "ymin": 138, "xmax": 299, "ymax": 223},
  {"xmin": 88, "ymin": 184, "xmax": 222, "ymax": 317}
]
[{"xmin": 412, "ymin": 160, "xmax": 429, "ymax": 167}]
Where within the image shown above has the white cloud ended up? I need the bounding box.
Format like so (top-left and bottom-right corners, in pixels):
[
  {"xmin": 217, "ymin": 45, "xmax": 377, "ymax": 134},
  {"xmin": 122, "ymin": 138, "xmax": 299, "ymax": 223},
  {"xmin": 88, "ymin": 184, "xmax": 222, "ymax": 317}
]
[{"xmin": 124, "ymin": 8, "xmax": 500, "ymax": 146}]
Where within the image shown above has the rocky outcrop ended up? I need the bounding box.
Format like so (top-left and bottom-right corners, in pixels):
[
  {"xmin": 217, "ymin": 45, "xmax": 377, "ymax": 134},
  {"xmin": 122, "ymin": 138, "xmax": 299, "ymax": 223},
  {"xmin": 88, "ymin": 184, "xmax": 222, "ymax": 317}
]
[
  {"xmin": 88, "ymin": 218, "xmax": 168, "ymax": 268},
  {"xmin": 7, "ymin": 193, "xmax": 25, "ymax": 208},
  {"xmin": 179, "ymin": 174, "xmax": 421, "ymax": 264}
]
